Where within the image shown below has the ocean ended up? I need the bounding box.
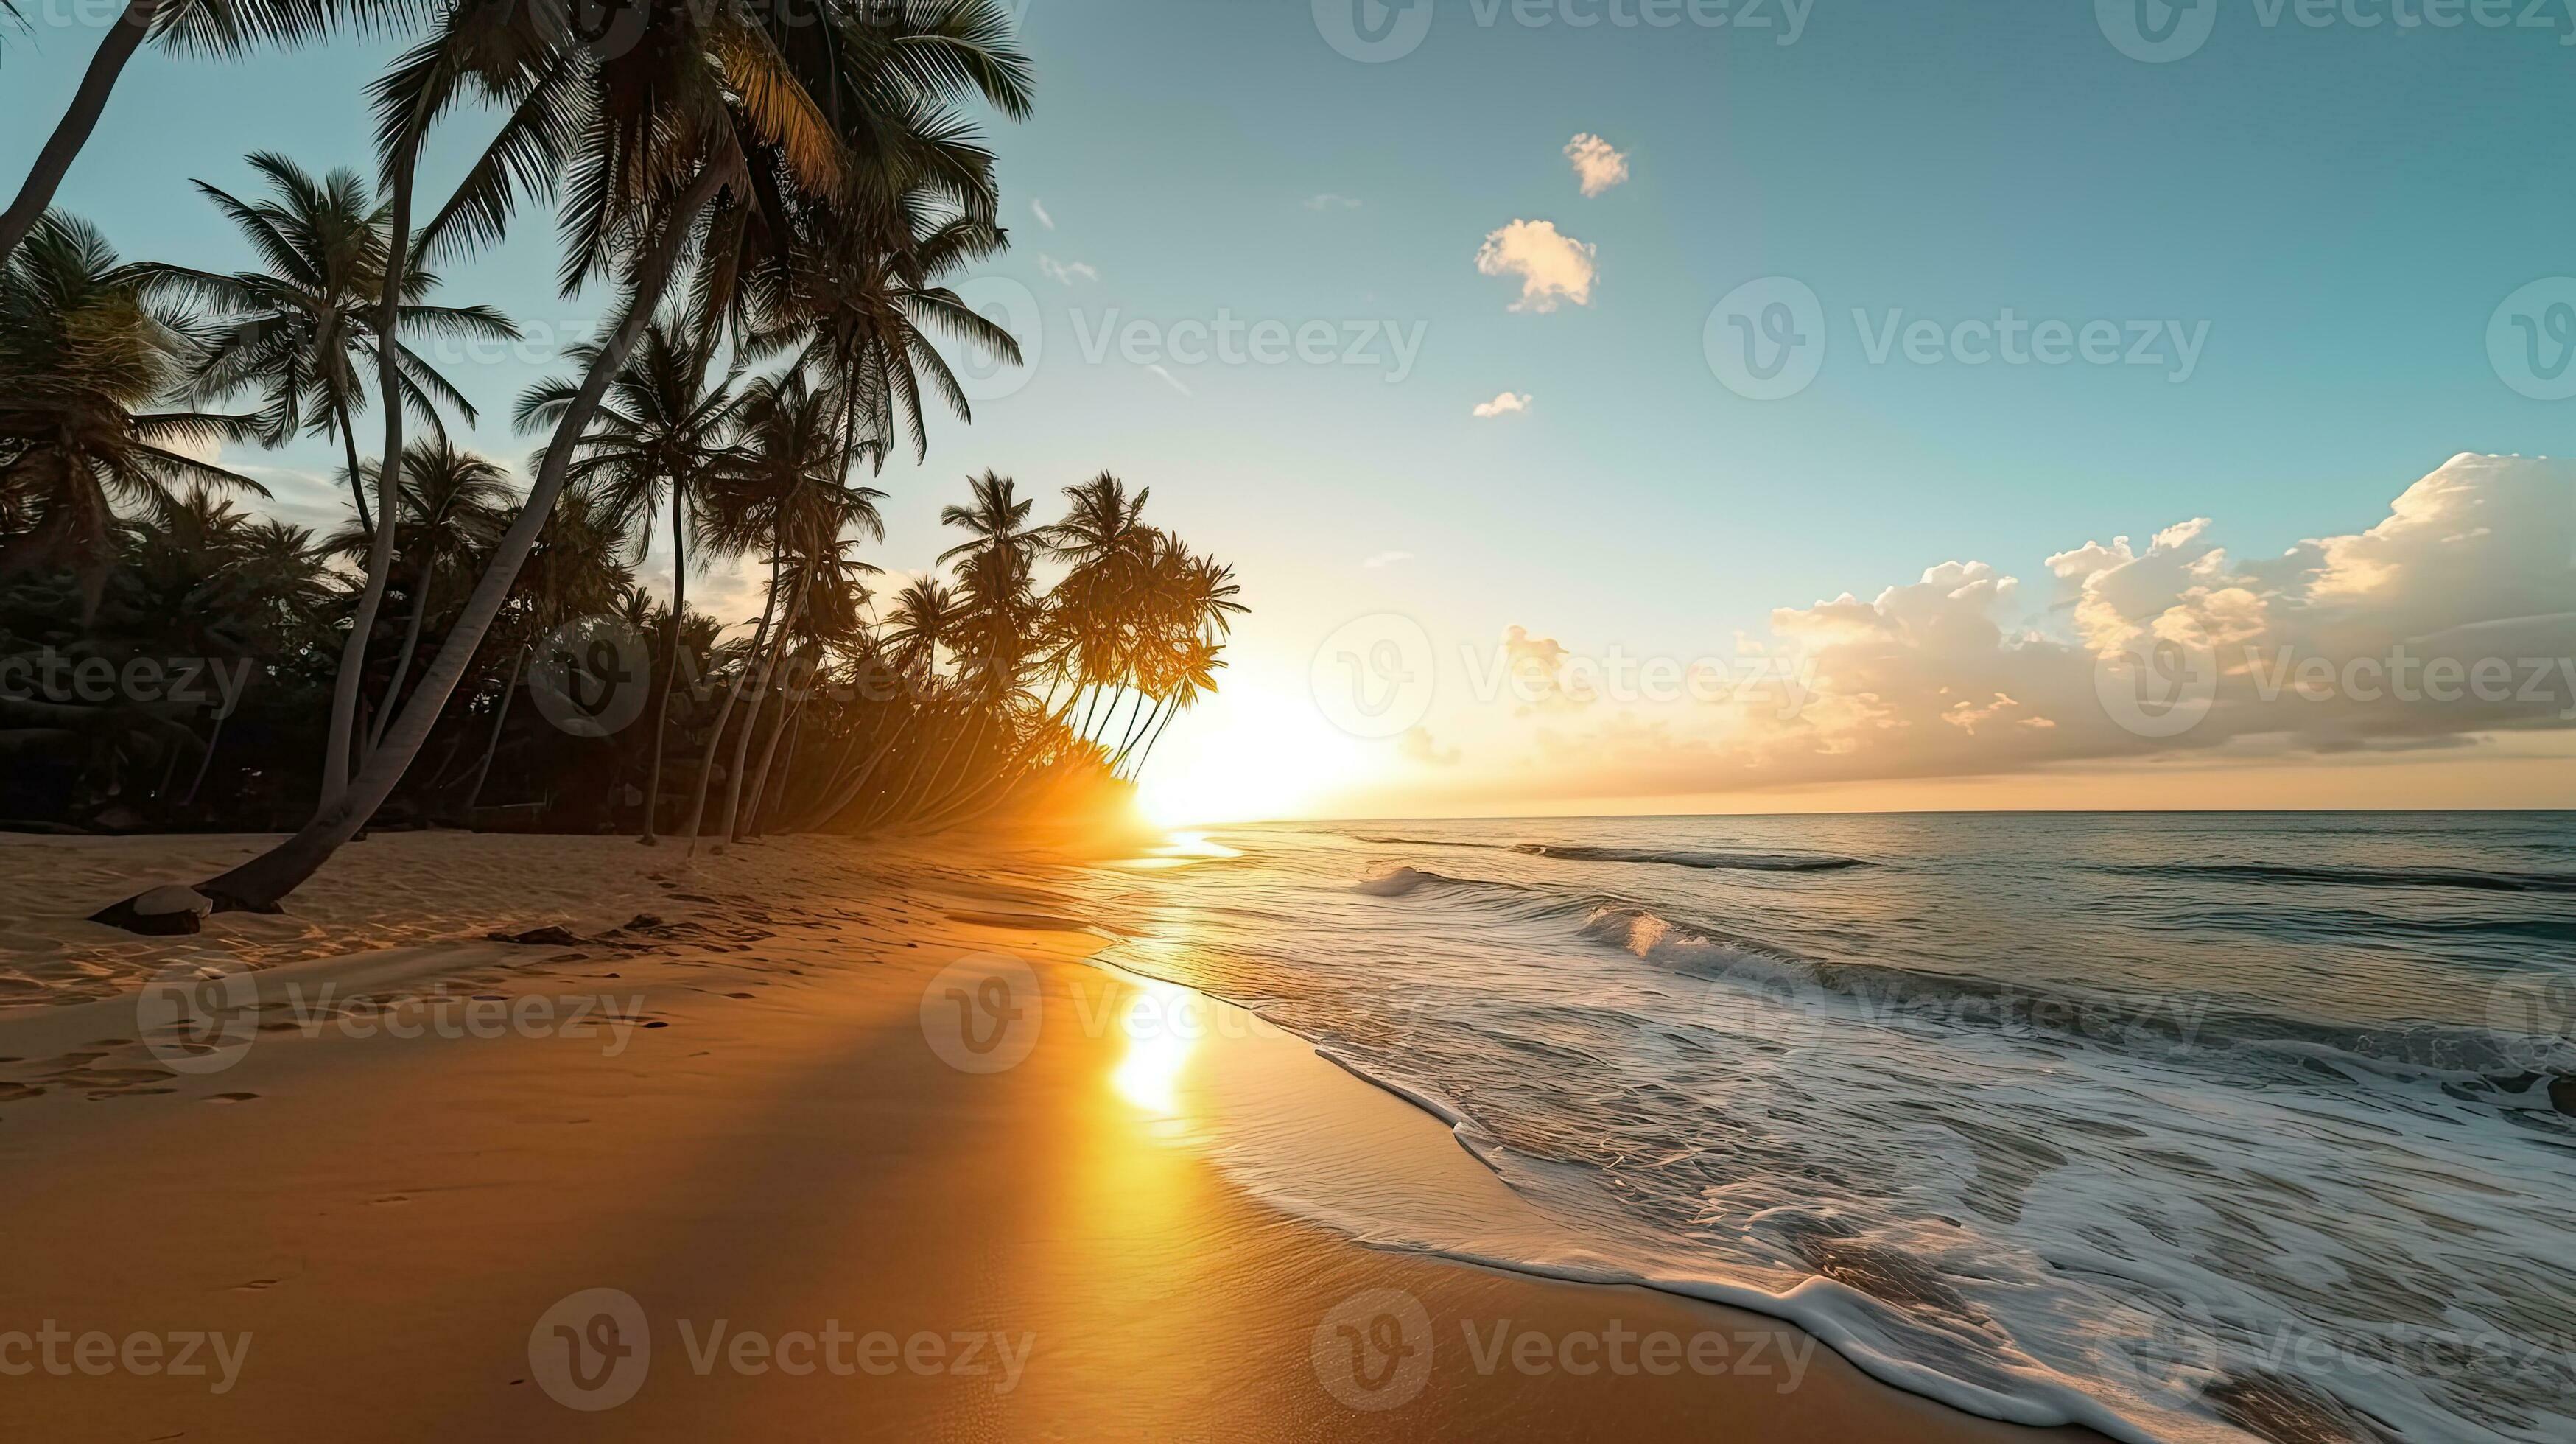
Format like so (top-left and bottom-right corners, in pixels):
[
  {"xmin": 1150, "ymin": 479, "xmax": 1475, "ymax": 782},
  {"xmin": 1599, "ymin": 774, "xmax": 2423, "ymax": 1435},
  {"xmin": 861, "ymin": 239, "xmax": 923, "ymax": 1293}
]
[{"xmin": 1069, "ymin": 812, "xmax": 2576, "ymax": 1443}]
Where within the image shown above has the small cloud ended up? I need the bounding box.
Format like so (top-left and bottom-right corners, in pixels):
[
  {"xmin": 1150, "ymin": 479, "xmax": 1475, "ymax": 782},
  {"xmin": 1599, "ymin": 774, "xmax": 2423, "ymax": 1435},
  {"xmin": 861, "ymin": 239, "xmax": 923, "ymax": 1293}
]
[
  {"xmin": 1031, "ymin": 198, "xmax": 1055, "ymax": 230},
  {"xmin": 1144, "ymin": 364, "xmax": 1193, "ymax": 397},
  {"xmin": 1037, "ymin": 253, "xmax": 1098, "ymax": 285},
  {"xmin": 1399, "ymin": 726, "xmax": 1462, "ymax": 766},
  {"xmin": 1305, "ymin": 193, "xmax": 1362, "ymax": 211},
  {"xmin": 1474, "ymin": 219, "xmax": 1597, "ymax": 312},
  {"xmin": 1472, "ymin": 390, "xmax": 1532, "ymax": 418},
  {"xmin": 1564, "ymin": 133, "xmax": 1629, "ymax": 197},
  {"xmin": 1363, "ymin": 550, "xmax": 1414, "ymax": 569}
]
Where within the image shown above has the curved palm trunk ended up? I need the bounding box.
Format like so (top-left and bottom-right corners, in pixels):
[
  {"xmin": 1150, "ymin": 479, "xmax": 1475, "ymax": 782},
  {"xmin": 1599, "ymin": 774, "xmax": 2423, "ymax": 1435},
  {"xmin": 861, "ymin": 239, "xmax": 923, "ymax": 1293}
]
[
  {"xmin": 717, "ymin": 561, "xmax": 811, "ymax": 844},
  {"xmin": 0, "ymin": 0, "xmax": 160, "ymax": 264},
  {"xmin": 368, "ymin": 554, "xmax": 435, "ymax": 751},
  {"xmin": 787, "ymin": 709, "xmax": 912, "ymax": 832},
  {"xmin": 336, "ymin": 404, "xmax": 373, "ymax": 537},
  {"xmin": 162, "ymin": 166, "xmax": 729, "ymax": 915},
  {"xmin": 179, "ymin": 708, "xmax": 228, "ymax": 807},
  {"xmin": 1129, "ymin": 701, "xmax": 1182, "ymax": 781},
  {"xmin": 681, "ymin": 555, "xmax": 781, "ymax": 855},
  {"xmin": 459, "ymin": 644, "xmax": 527, "ymax": 819},
  {"xmin": 638, "ymin": 485, "xmax": 687, "ymax": 843},
  {"xmin": 739, "ymin": 652, "xmax": 811, "ymax": 838},
  {"xmin": 317, "ymin": 119, "xmax": 427, "ymax": 816}
]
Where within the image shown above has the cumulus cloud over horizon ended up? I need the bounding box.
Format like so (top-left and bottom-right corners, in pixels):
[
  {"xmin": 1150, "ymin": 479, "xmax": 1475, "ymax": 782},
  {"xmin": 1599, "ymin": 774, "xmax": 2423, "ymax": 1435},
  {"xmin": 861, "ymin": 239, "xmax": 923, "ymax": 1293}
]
[
  {"xmin": 1458, "ymin": 455, "xmax": 2576, "ymax": 799},
  {"xmin": 1475, "ymin": 220, "xmax": 1596, "ymax": 312}
]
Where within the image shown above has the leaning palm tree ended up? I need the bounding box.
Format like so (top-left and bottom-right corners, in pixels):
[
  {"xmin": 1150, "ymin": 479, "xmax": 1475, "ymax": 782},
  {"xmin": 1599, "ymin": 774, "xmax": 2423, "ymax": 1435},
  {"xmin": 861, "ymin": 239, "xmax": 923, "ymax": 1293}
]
[
  {"xmin": 517, "ymin": 316, "xmax": 745, "ymax": 842},
  {"xmin": 127, "ymin": 0, "xmax": 1033, "ymax": 916},
  {"xmin": 320, "ymin": 435, "xmax": 513, "ymax": 746},
  {"xmin": 0, "ymin": 0, "xmax": 370, "ymax": 265},
  {"xmin": 0, "ymin": 212, "xmax": 268, "ymax": 600},
  {"xmin": 136, "ymin": 151, "xmax": 516, "ymax": 533}
]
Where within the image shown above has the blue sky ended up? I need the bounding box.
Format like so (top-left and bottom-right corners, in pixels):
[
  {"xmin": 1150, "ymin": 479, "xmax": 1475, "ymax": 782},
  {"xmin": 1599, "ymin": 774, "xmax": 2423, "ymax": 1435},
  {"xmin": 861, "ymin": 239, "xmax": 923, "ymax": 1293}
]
[{"xmin": 7, "ymin": 0, "xmax": 2572, "ymax": 819}]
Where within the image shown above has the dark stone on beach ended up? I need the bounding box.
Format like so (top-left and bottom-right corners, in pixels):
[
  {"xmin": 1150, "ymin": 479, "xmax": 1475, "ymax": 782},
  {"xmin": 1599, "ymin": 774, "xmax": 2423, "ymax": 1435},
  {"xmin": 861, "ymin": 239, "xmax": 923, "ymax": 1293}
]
[
  {"xmin": 89, "ymin": 885, "xmax": 213, "ymax": 936},
  {"xmin": 618, "ymin": 914, "xmax": 665, "ymax": 932},
  {"xmin": 490, "ymin": 925, "xmax": 582, "ymax": 946},
  {"xmin": 2550, "ymin": 1075, "xmax": 2576, "ymax": 1117}
]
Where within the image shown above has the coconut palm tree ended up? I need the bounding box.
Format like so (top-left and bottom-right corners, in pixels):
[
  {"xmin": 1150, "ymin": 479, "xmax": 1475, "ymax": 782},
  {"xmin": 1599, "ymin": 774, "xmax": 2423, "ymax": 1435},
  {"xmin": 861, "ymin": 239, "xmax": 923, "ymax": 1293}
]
[
  {"xmin": 320, "ymin": 435, "xmax": 513, "ymax": 745},
  {"xmin": 0, "ymin": 0, "xmax": 366, "ymax": 266},
  {"xmin": 517, "ymin": 316, "xmax": 745, "ymax": 841},
  {"xmin": 134, "ymin": 152, "xmax": 516, "ymax": 533},
  {"xmin": 0, "ymin": 212, "xmax": 268, "ymax": 600},
  {"xmin": 118, "ymin": 0, "xmax": 1034, "ymax": 915}
]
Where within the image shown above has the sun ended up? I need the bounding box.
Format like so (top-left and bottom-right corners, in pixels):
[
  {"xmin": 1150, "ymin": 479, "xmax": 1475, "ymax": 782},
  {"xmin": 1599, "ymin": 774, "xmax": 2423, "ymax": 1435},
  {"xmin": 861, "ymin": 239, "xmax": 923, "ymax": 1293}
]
[{"xmin": 1131, "ymin": 680, "xmax": 1378, "ymax": 827}]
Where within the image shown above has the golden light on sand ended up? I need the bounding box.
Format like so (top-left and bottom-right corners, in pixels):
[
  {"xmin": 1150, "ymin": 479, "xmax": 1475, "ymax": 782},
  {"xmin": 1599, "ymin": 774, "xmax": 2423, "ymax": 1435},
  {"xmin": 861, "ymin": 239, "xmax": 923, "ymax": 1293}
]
[
  {"xmin": 1110, "ymin": 977, "xmax": 1200, "ymax": 1115},
  {"xmin": 1134, "ymin": 681, "xmax": 1378, "ymax": 826}
]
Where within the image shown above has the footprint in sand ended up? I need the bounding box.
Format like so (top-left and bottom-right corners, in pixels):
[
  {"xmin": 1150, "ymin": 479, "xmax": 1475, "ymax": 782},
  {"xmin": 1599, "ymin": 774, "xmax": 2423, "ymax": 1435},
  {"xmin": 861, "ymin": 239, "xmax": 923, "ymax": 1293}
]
[
  {"xmin": 234, "ymin": 1277, "xmax": 281, "ymax": 1291},
  {"xmin": 368, "ymin": 1194, "xmax": 411, "ymax": 1206},
  {"xmin": 207, "ymin": 1092, "xmax": 259, "ymax": 1104}
]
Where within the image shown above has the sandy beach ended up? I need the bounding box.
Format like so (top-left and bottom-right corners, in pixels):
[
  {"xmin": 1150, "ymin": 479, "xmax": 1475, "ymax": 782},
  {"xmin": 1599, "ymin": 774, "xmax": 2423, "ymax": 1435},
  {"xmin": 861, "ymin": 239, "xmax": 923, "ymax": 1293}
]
[{"xmin": 0, "ymin": 830, "xmax": 2099, "ymax": 1440}]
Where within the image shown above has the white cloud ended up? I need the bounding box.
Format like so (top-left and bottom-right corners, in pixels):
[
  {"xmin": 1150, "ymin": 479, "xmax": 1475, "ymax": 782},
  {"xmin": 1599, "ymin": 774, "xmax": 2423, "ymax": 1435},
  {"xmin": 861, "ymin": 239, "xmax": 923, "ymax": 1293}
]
[
  {"xmin": 1452, "ymin": 455, "xmax": 2576, "ymax": 799},
  {"xmin": 1399, "ymin": 726, "xmax": 1462, "ymax": 766},
  {"xmin": 1144, "ymin": 364, "xmax": 1193, "ymax": 397},
  {"xmin": 1031, "ymin": 198, "xmax": 1054, "ymax": 230},
  {"xmin": 1363, "ymin": 550, "xmax": 1414, "ymax": 569},
  {"xmin": 1037, "ymin": 253, "xmax": 1098, "ymax": 285},
  {"xmin": 1474, "ymin": 220, "xmax": 1597, "ymax": 312},
  {"xmin": 1564, "ymin": 133, "xmax": 1629, "ymax": 197},
  {"xmin": 1305, "ymin": 193, "xmax": 1362, "ymax": 211},
  {"xmin": 1472, "ymin": 390, "xmax": 1532, "ymax": 418}
]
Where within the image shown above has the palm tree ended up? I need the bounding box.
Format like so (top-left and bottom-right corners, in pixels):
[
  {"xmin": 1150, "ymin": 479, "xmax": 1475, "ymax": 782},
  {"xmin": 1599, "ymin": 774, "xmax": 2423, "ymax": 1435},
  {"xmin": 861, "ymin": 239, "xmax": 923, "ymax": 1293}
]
[
  {"xmin": 517, "ymin": 317, "xmax": 745, "ymax": 842},
  {"xmin": 0, "ymin": 0, "xmax": 361, "ymax": 265},
  {"xmin": 320, "ymin": 435, "xmax": 512, "ymax": 746},
  {"xmin": 0, "ymin": 212, "xmax": 268, "ymax": 600},
  {"xmin": 136, "ymin": 152, "xmax": 516, "ymax": 533},
  {"xmin": 133, "ymin": 0, "xmax": 1034, "ymax": 915}
]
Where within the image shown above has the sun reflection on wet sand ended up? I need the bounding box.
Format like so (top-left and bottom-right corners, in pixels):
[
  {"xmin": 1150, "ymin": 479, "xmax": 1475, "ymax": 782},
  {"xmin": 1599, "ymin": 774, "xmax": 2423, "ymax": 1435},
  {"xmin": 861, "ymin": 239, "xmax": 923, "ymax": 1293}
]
[{"xmin": 1110, "ymin": 975, "xmax": 1199, "ymax": 1115}]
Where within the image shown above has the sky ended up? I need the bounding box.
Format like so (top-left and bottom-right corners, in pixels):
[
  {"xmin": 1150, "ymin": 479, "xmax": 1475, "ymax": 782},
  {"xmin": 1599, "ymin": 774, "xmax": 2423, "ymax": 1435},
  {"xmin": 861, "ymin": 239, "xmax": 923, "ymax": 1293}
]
[{"xmin": 7, "ymin": 0, "xmax": 2575, "ymax": 822}]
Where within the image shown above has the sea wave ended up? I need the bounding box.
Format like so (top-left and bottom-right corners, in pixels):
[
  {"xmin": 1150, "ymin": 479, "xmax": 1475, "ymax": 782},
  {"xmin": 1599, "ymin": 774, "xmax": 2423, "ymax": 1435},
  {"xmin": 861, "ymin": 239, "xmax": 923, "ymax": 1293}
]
[
  {"xmin": 2108, "ymin": 861, "xmax": 2576, "ymax": 894},
  {"xmin": 1510, "ymin": 842, "xmax": 1872, "ymax": 872},
  {"xmin": 1355, "ymin": 863, "xmax": 2576, "ymax": 1096}
]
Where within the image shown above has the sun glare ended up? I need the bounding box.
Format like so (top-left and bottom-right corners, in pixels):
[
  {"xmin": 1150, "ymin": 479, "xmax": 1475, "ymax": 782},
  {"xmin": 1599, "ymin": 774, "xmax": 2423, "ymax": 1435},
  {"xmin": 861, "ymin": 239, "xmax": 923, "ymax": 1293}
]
[{"xmin": 1133, "ymin": 682, "xmax": 1375, "ymax": 826}]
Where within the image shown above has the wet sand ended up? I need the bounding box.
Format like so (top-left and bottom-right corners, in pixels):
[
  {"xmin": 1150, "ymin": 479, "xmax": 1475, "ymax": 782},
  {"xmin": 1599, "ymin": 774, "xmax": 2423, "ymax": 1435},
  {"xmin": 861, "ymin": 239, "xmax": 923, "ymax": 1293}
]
[{"xmin": 0, "ymin": 831, "xmax": 2101, "ymax": 1440}]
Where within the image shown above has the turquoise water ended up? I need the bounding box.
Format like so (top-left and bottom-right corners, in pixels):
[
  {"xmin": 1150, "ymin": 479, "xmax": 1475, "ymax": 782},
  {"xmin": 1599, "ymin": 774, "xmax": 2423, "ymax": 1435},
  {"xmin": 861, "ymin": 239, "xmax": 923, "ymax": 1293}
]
[{"xmin": 1074, "ymin": 813, "xmax": 2576, "ymax": 1443}]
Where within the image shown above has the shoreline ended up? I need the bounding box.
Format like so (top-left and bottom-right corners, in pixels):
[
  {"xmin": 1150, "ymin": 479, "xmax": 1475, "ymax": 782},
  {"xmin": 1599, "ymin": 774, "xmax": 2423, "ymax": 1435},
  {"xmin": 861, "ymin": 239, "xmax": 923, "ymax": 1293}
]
[{"xmin": 0, "ymin": 831, "xmax": 2098, "ymax": 1440}]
